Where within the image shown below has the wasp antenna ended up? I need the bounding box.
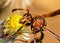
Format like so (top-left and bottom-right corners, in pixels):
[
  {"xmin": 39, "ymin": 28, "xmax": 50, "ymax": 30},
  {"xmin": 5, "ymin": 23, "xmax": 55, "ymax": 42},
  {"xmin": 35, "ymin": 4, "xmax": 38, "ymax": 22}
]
[
  {"xmin": 12, "ymin": 9, "xmax": 18, "ymax": 12},
  {"xmin": 12, "ymin": 8, "xmax": 24, "ymax": 12},
  {"xmin": 12, "ymin": 8, "xmax": 29, "ymax": 13},
  {"xmin": 26, "ymin": 9, "xmax": 29, "ymax": 13}
]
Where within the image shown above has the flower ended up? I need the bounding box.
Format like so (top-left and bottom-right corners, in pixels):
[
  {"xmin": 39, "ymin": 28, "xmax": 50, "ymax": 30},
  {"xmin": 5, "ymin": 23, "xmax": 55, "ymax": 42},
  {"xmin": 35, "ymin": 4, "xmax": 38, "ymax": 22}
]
[{"xmin": 4, "ymin": 14, "xmax": 25, "ymax": 34}]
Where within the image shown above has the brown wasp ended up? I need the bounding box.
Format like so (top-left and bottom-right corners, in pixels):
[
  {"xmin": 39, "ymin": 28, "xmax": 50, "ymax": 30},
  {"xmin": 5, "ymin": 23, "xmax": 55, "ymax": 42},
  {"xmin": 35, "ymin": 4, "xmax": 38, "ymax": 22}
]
[
  {"xmin": 12, "ymin": 8, "xmax": 60, "ymax": 43},
  {"xmin": 0, "ymin": 8, "xmax": 60, "ymax": 43}
]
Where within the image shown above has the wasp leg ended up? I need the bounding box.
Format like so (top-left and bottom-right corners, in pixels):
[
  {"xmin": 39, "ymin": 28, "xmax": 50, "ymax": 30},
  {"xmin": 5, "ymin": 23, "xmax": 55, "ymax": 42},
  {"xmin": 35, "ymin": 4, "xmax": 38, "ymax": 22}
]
[
  {"xmin": 42, "ymin": 9, "xmax": 60, "ymax": 18},
  {"xmin": 13, "ymin": 39, "xmax": 28, "ymax": 43},
  {"xmin": 31, "ymin": 31, "xmax": 44, "ymax": 43},
  {"xmin": 39, "ymin": 31, "xmax": 44, "ymax": 40},
  {"xmin": 43, "ymin": 27, "xmax": 60, "ymax": 41},
  {"xmin": 13, "ymin": 32, "xmax": 33, "ymax": 43},
  {"xmin": 36, "ymin": 31, "xmax": 44, "ymax": 43}
]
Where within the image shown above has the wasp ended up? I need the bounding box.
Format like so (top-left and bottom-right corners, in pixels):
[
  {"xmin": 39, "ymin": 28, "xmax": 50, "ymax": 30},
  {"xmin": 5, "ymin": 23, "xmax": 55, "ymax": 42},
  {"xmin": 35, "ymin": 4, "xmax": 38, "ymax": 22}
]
[
  {"xmin": 12, "ymin": 8, "xmax": 60, "ymax": 43},
  {"xmin": 0, "ymin": 8, "xmax": 60, "ymax": 43}
]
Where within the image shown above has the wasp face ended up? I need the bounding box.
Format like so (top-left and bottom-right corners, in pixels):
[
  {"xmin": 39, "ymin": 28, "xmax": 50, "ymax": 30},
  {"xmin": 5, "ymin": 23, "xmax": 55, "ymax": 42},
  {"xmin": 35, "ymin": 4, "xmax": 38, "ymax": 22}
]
[{"xmin": 19, "ymin": 13, "xmax": 32, "ymax": 26}]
